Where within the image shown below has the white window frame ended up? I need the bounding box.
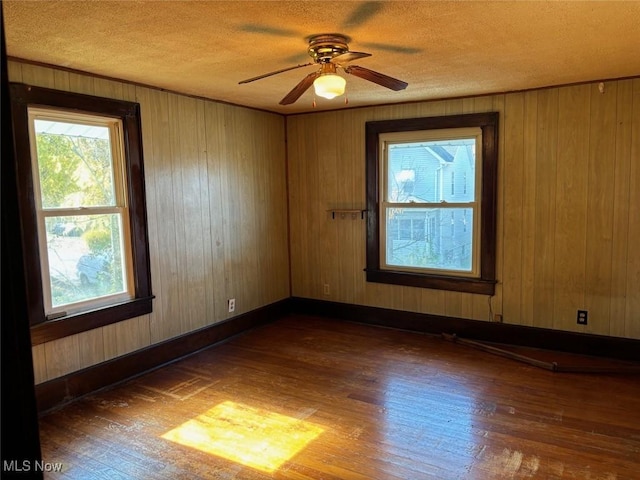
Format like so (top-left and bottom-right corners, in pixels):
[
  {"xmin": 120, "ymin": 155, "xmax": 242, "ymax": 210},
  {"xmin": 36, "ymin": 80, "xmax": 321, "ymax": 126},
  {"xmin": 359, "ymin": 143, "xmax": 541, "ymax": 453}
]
[
  {"xmin": 379, "ymin": 127, "xmax": 483, "ymax": 278},
  {"xmin": 27, "ymin": 108, "xmax": 135, "ymax": 317}
]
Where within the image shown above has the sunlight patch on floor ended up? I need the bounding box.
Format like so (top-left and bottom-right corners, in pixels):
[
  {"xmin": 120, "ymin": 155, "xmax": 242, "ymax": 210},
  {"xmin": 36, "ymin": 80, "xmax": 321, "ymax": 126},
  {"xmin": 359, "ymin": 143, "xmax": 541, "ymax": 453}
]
[{"xmin": 161, "ymin": 401, "xmax": 324, "ymax": 473}]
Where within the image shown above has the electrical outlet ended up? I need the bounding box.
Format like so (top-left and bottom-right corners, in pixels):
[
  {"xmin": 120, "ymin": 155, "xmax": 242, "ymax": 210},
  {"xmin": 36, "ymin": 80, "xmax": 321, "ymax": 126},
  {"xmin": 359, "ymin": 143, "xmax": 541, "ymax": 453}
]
[
  {"xmin": 577, "ymin": 309, "xmax": 588, "ymax": 325},
  {"xmin": 323, "ymin": 284, "xmax": 330, "ymax": 296},
  {"xmin": 228, "ymin": 298, "xmax": 235, "ymax": 313}
]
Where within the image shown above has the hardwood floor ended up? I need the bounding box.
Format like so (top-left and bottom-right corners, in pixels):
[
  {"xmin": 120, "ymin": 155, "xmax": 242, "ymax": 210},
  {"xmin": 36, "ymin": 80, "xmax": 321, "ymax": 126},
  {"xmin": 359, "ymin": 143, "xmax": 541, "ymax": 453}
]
[{"xmin": 38, "ymin": 315, "xmax": 640, "ymax": 479}]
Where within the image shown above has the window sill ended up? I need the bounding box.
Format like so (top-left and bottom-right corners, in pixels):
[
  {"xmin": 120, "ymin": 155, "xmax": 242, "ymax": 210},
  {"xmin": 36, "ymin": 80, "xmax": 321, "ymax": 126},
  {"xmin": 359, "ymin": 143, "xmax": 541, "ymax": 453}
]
[
  {"xmin": 365, "ymin": 269, "xmax": 496, "ymax": 295},
  {"xmin": 30, "ymin": 296, "xmax": 154, "ymax": 345}
]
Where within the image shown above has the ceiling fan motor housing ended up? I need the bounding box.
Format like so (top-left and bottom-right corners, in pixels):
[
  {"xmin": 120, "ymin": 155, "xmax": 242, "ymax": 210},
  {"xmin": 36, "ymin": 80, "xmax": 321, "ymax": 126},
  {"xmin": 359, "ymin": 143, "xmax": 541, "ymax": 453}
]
[{"xmin": 307, "ymin": 34, "xmax": 351, "ymax": 62}]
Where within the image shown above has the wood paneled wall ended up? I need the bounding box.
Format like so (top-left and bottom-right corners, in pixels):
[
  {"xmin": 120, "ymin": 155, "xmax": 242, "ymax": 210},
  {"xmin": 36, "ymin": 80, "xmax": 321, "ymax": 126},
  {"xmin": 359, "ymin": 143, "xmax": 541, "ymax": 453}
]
[
  {"xmin": 9, "ymin": 60, "xmax": 640, "ymax": 385},
  {"xmin": 8, "ymin": 61, "xmax": 290, "ymax": 384},
  {"xmin": 287, "ymin": 79, "xmax": 640, "ymax": 340}
]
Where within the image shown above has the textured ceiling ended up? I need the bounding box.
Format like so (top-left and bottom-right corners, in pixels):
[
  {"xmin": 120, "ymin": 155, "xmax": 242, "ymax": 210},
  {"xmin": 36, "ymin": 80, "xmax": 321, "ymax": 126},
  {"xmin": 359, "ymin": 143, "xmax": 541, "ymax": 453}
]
[{"xmin": 3, "ymin": 1, "xmax": 640, "ymax": 114}]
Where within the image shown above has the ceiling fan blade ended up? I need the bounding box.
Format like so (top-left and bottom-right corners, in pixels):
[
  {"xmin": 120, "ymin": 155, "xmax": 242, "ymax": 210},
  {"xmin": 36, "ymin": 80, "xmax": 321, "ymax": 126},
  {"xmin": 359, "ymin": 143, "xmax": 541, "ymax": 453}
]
[
  {"xmin": 280, "ymin": 71, "xmax": 320, "ymax": 105},
  {"xmin": 332, "ymin": 51, "xmax": 372, "ymax": 64},
  {"xmin": 239, "ymin": 63, "xmax": 314, "ymax": 84},
  {"xmin": 344, "ymin": 65, "xmax": 408, "ymax": 91}
]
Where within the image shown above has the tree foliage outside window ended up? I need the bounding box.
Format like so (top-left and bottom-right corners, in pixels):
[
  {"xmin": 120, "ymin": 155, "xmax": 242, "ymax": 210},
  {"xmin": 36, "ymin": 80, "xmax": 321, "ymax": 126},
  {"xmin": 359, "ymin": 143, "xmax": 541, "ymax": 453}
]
[{"xmin": 30, "ymin": 113, "xmax": 131, "ymax": 314}]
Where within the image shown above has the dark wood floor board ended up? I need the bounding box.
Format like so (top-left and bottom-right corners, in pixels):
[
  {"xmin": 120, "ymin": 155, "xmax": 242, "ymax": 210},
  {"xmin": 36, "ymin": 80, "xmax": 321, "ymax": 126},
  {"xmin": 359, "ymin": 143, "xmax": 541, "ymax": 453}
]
[
  {"xmin": 40, "ymin": 406, "xmax": 178, "ymax": 479},
  {"xmin": 38, "ymin": 315, "xmax": 640, "ymax": 479}
]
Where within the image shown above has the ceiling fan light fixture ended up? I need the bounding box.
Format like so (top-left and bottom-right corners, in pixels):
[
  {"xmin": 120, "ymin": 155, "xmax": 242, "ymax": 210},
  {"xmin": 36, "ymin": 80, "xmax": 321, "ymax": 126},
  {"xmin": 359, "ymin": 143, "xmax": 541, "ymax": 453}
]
[{"xmin": 313, "ymin": 73, "xmax": 346, "ymax": 100}]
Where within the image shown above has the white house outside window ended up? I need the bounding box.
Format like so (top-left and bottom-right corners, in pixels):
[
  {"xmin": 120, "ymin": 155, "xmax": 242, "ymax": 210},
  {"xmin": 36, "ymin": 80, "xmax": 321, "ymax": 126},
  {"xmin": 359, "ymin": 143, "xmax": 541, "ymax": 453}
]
[{"xmin": 380, "ymin": 127, "xmax": 481, "ymax": 277}]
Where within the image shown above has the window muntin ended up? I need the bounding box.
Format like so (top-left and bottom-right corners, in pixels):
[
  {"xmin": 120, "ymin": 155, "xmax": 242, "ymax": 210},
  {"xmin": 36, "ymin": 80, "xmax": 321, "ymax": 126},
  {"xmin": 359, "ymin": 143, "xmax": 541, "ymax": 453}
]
[
  {"xmin": 365, "ymin": 113, "xmax": 498, "ymax": 295},
  {"xmin": 28, "ymin": 109, "xmax": 134, "ymax": 316},
  {"xmin": 380, "ymin": 128, "xmax": 481, "ymax": 278}
]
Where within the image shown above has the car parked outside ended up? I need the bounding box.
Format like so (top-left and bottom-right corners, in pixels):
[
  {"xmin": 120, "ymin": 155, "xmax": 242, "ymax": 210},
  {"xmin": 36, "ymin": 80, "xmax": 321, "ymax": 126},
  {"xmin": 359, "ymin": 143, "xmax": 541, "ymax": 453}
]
[{"xmin": 76, "ymin": 253, "xmax": 109, "ymax": 285}]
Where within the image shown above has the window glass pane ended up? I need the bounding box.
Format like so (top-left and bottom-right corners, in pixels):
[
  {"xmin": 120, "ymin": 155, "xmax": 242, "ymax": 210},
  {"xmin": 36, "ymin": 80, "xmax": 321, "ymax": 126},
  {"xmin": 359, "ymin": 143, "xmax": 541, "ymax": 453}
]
[
  {"xmin": 34, "ymin": 119, "xmax": 116, "ymax": 209},
  {"xmin": 387, "ymin": 139, "xmax": 476, "ymax": 203},
  {"xmin": 385, "ymin": 207, "xmax": 473, "ymax": 272},
  {"xmin": 45, "ymin": 214, "xmax": 126, "ymax": 308}
]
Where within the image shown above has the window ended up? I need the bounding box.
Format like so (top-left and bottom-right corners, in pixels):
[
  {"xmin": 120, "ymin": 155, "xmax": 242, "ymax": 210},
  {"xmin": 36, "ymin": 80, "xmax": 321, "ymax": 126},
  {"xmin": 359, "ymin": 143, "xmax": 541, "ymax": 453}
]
[
  {"xmin": 365, "ymin": 113, "xmax": 498, "ymax": 294},
  {"xmin": 10, "ymin": 84, "xmax": 152, "ymax": 344}
]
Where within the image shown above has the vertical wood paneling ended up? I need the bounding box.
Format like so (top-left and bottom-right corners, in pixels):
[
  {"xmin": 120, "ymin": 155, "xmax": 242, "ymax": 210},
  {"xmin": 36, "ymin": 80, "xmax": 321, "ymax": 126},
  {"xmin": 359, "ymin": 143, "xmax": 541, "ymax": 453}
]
[
  {"xmin": 8, "ymin": 60, "xmax": 23, "ymax": 82},
  {"xmin": 102, "ymin": 317, "xmax": 150, "ymax": 360},
  {"xmin": 625, "ymin": 79, "xmax": 640, "ymax": 339},
  {"xmin": 179, "ymin": 95, "xmax": 208, "ymax": 330},
  {"xmin": 135, "ymin": 85, "xmax": 164, "ymax": 346},
  {"xmin": 10, "ymin": 62, "xmax": 289, "ymax": 383},
  {"xmin": 52, "ymin": 69, "xmax": 70, "ymax": 91},
  {"xmin": 20, "ymin": 63, "xmax": 55, "ymax": 88},
  {"xmin": 44, "ymin": 335, "xmax": 80, "ymax": 379},
  {"xmin": 502, "ymin": 92, "xmax": 525, "ymax": 325},
  {"xmin": 552, "ymin": 85, "xmax": 589, "ymax": 333},
  {"xmin": 167, "ymin": 93, "xmax": 197, "ymax": 332},
  {"xmin": 287, "ymin": 118, "xmax": 309, "ymax": 299},
  {"xmin": 318, "ymin": 112, "xmax": 340, "ymax": 302},
  {"xmin": 294, "ymin": 115, "xmax": 320, "ymax": 299},
  {"xmin": 219, "ymin": 106, "xmax": 240, "ymax": 314},
  {"xmin": 203, "ymin": 102, "xmax": 228, "ymax": 321},
  {"xmin": 68, "ymin": 72, "xmax": 95, "ymax": 95},
  {"xmin": 196, "ymin": 99, "xmax": 216, "ymax": 327},
  {"xmin": 260, "ymin": 109, "xmax": 288, "ymax": 304},
  {"xmin": 77, "ymin": 328, "xmax": 105, "ymax": 367},
  {"xmin": 609, "ymin": 80, "xmax": 633, "ymax": 337},
  {"xmin": 225, "ymin": 108, "xmax": 258, "ymax": 312},
  {"xmin": 532, "ymin": 88, "xmax": 559, "ymax": 329},
  {"xmin": 149, "ymin": 88, "xmax": 182, "ymax": 341},
  {"xmin": 585, "ymin": 83, "xmax": 617, "ymax": 335},
  {"xmin": 334, "ymin": 113, "xmax": 357, "ymax": 306},
  {"xmin": 31, "ymin": 344, "xmax": 47, "ymax": 385},
  {"xmin": 288, "ymin": 77, "xmax": 640, "ymax": 341},
  {"xmin": 520, "ymin": 90, "xmax": 538, "ymax": 327},
  {"xmin": 93, "ymin": 77, "xmax": 125, "ymax": 101}
]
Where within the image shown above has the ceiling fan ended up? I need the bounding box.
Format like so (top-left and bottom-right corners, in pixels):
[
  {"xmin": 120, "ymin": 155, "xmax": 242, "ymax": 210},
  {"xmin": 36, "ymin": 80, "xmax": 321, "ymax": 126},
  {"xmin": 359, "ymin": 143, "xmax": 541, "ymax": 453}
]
[{"xmin": 238, "ymin": 33, "xmax": 408, "ymax": 106}]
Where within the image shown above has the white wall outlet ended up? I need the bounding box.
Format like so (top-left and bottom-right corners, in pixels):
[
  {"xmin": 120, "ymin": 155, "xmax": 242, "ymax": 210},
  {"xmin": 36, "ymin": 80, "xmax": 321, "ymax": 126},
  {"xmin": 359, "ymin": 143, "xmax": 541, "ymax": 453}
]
[
  {"xmin": 323, "ymin": 284, "xmax": 330, "ymax": 296},
  {"xmin": 228, "ymin": 298, "xmax": 235, "ymax": 313}
]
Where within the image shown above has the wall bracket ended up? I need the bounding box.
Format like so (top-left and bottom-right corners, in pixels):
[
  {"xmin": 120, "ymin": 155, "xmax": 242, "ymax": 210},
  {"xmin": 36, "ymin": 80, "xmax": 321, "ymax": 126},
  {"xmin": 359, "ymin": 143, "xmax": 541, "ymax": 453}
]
[{"xmin": 328, "ymin": 209, "xmax": 366, "ymax": 220}]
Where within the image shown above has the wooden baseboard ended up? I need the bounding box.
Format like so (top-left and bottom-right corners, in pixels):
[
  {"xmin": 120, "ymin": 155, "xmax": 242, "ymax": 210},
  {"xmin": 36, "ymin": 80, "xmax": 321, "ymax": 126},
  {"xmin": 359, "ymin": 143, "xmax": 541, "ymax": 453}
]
[
  {"xmin": 35, "ymin": 299, "xmax": 291, "ymax": 413},
  {"xmin": 290, "ymin": 297, "xmax": 640, "ymax": 362},
  {"xmin": 36, "ymin": 296, "xmax": 640, "ymax": 413}
]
